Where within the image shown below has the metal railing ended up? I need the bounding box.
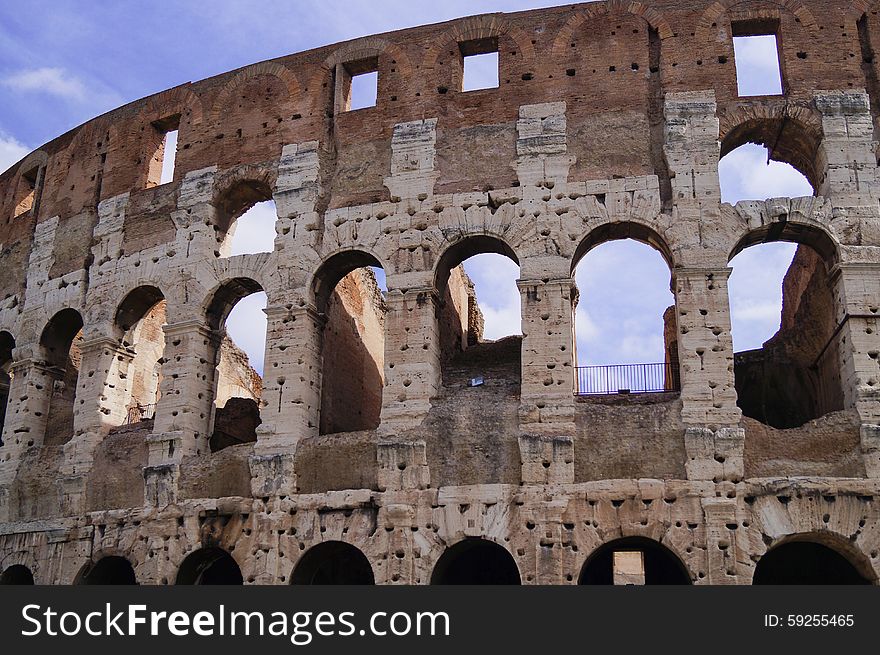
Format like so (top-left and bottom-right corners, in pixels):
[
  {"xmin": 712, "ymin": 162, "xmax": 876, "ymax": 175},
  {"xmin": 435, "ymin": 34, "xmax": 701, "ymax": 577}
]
[
  {"xmin": 575, "ymin": 362, "xmax": 680, "ymax": 396},
  {"xmin": 125, "ymin": 403, "xmax": 156, "ymax": 425}
]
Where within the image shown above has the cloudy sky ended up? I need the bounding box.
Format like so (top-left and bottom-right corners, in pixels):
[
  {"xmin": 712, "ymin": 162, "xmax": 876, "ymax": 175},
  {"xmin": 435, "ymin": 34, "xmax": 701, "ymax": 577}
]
[{"xmin": 0, "ymin": 2, "xmax": 814, "ymax": 375}]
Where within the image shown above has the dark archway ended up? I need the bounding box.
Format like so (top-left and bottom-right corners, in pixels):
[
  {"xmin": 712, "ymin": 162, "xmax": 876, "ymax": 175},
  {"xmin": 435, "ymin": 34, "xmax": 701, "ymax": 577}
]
[
  {"xmin": 0, "ymin": 564, "xmax": 34, "ymax": 585},
  {"xmin": 753, "ymin": 541, "xmax": 873, "ymax": 585},
  {"xmin": 115, "ymin": 286, "xmax": 166, "ymax": 425},
  {"xmin": 76, "ymin": 556, "xmax": 137, "ymax": 585},
  {"xmin": 290, "ymin": 541, "xmax": 375, "ymax": 585},
  {"xmin": 430, "ymin": 539, "xmax": 521, "ymax": 585},
  {"xmin": 579, "ymin": 537, "xmax": 691, "ymax": 585},
  {"xmin": 176, "ymin": 547, "xmax": 243, "ymax": 585}
]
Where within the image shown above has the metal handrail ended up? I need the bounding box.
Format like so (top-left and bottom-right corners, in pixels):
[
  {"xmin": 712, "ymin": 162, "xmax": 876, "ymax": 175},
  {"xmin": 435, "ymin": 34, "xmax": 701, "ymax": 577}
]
[
  {"xmin": 125, "ymin": 403, "xmax": 156, "ymax": 424},
  {"xmin": 575, "ymin": 362, "xmax": 680, "ymax": 395}
]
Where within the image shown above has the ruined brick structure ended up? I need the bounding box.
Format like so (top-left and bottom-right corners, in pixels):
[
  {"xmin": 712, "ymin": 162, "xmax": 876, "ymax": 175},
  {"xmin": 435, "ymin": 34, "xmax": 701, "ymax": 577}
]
[{"xmin": 2, "ymin": 0, "xmax": 880, "ymax": 585}]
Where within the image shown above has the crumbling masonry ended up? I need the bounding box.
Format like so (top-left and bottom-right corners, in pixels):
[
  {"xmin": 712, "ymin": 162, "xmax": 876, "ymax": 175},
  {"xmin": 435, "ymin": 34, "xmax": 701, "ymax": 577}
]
[{"xmin": 2, "ymin": 0, "xmax": 880, "ymax": 585}]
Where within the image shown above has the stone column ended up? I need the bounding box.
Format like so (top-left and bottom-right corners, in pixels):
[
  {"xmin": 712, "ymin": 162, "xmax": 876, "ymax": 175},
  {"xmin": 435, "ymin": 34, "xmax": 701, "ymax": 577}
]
[
  {"xmin": 58, "ymin": 336, "xmax": 134, "ymax": 514},
  {"xmin": 517, "ymin": 272, "xmax": 576, "ymax": 485},
  {"xmin": 379, "ymin": 285, "xmax": 441, "ymax": 433},
  {"xmin": 250, "ymin": 303, "xmax": 324, "ymax": 496},
  {"xmin": 144, "ymin": 319, "xmax": 219, "ymax": 506},
  {"xmin": 675, "ymin": 267, "xmax": 744, "ymax": 482}
]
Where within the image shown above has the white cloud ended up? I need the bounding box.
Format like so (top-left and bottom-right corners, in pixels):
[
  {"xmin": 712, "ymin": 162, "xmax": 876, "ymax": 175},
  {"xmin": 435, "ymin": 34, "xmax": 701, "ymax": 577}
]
[
  {"xmin": 462, "ymin": 254, "xmax": 521, "ymax": 340},
  {"xmin": 720, "ymin": 143, "xmax": 813, "ymax": 203},
  {"xmin": 733, "ymin": 35, "xmax": 783, "ymax": 96},
  {"xmin": 3, "ymin": 67, "xmax": 87, "ymax": 101},
  {"xmin": 0, "ymin": 133, "xmax": 29, "ymax": 175}
]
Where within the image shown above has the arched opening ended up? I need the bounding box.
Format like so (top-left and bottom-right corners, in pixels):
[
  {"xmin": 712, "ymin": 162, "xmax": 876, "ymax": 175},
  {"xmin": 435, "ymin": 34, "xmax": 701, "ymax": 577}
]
[
  {"xmin": 206, "ymin": 279, "xmax": 266, "ymax": 452},
  {"xmin": 76, "ymin": 556, "xmax": 137, "ymax": 585},
  {"xmin": 312, "ymin": 251, "xmax": 386, "ymax": 435},
  {"xmin": 571, "ymin": 224, "xmax": 676, "ymax": 395},
  {"xmin": 175, "ymin": 547, "xmax": 243, "ymax": 585},
  {"xmin": 0, "ymin": 564, "xmax": 34, "ymax": 585},
  {"xmin": 753, "ymin": 540, "xmax": 873, "ymax": 585},
  {"xmin": 430, "ymin": 539, "xmax": 521, "ymax": 585},
  {"xmin": 115, "ymin": 286, "xmax": 166, "ymax": 425},
  {"xmin": 578, "ymin": 537, "xmax": 691, "ymax": 585},
  {"xmin": 40, "ymin": 309, "xmax": 83, "ymax": 446},
  {"xmin": 215, "ymin": 179, "xmax": 275, "ymax": 257},
  {"xmin": 0, "ymin": 331, "xmax": 14, "ymax": 446},
  {"xmin": 290, "ymin": 541, "xmax": 375, "ymax": 585},
  {"xmin": 434, "ymin": 236, "xmax": 521, "ymax": 388},
  {"xmin": 721, "ymin": 126, "xmax": 843, "ymax": 429}
]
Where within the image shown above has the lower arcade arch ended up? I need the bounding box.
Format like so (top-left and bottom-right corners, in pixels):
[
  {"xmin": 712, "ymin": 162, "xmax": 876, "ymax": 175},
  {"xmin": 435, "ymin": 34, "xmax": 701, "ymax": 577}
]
[
  {"xmin": 753, "ymin": 538, "xmax": 874, "ymax": 585},
  {"xmin": 75, "ymin": 556, "xmax": 137, "ymax": 585},
  {"xmin": 430, "ymin": 539, "xmax": 521, "ymax": 585},
  {"xmin": 578, "ymin": 537, "xmax": 691, "ymax": 585},
  {"xmin": 40, "ymin": 308, "xmax": 84, "ymax": 445},
  {"xmin": 290, "ymin": 541, "xmax": 375, "ymax": 585},
  {"xmin": 175, "ymin": 547, "xmax": 243, "ymax": 585},
  {"xmin": 0, "ymin": 564, "xmax": 34, "ymax": 584}
]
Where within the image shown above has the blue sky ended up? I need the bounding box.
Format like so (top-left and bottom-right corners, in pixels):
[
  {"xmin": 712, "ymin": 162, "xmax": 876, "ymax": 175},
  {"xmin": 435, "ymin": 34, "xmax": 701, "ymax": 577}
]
[{"xmin": 0, "ymin": 2, "xmax": 814, "ymax": 374}]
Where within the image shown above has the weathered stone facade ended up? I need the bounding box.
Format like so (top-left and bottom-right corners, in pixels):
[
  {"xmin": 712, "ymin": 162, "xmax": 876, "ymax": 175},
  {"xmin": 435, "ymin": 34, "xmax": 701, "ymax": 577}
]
[{"xmin": 2, "ymin": 0, "xmax": 880, "ymax": 585}]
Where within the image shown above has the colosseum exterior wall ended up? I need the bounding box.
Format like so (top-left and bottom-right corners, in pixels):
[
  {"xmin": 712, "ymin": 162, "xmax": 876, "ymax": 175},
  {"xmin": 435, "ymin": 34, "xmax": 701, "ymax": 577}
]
[{"xmin": 2, "ymin": 0, "xmax": 880, "ymax": 585}]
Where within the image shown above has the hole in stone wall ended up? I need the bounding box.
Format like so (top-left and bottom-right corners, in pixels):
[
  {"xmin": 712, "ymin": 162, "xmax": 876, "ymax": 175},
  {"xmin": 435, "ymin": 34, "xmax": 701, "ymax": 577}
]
[
  {"xmin": 146, "ymin": 115, "xmax": 180, "ymax": 187},
  {"xmin": 338, "ymin": 57, "xmax": 379, "ymax": 112},
  {"xmin": 463, "ymin": 51, "xmax": 499, "ymax": 91},
  {"xmin": 115, "ymin": 286, "xmax": 166, "ymax": 427},
  {"xmin": 721, "ymin": 143, "xmax": 840, "ymax": 428},
  {"xmin": 76, "ymin": 556, "xmax": 137, "ymax": 585},
  {"xmin": 13, "ymin": 166, "xmax": 40, "ymax": 218},
  {"xmin": 0, "ymin": 564, "xmax": 34, "ymax": 585},
  {"xmin": 0, "ymin": 331, "xmax": 14, "ymax": 447},
  {"xmin": 350, "ymin": 71, "xmax": 378, "ymax": 110},
  {"xmin": 732, "ymin": 21, "xmax": 784, "ymax": 96},
  {"xmin": 435, "ymin": 237, "xmax": 521, "ymax": 387},
  {"xmin": 211, "ymin": 288, "xmax": 266, "ymax": 452},
  {"xmin": 40, "ymin": 308, "xmax": 84, "ymax": 446},
  {"xmin": 290, "ymin": 541, "xmax": 375, "ymax": 584},
  {"xmin": 753, "ymin": 540, "xmax": 872, "ymax": 584},
  {"xmin": 578, "ymin": 537, "xmax": 691, "ymax": 584},
  {"xmin": 431, "ymin": 538, "xmax": 520, "ymax": 584},
  {"xmin": 227, "ymin": 200, "xmax": 277, "ymax": 256},
  {"xmin": 572, "ymin": 231, "xmax": 676, "ymax": 395},
  {"xmin": 314, "ymin": 252, "xmax": 386, "ymax": 436},
  {"xmin": 176, "ymin": 547, "xmax": 243, "ymax": 585}
]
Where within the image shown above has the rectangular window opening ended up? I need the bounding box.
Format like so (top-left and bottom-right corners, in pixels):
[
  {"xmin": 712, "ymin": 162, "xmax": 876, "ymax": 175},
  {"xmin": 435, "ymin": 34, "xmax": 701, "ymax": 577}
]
[
  {"xmin": 461, "ymin": 38, "xmax": 499, "ymax": 91},
  {"xmin": 13, "ymin": 166, "xmax": 39, "ymax": 218},
  {"xmin": 338, "ymin": 57, "xmax": 378, "ymax": 113},
  {"xmin": 732, "ymin": 20, "xmax": 783, "ymax": 97},
  {"xmin": 147, "ymin": 114, "xmax": 180, "ymax": 187}
]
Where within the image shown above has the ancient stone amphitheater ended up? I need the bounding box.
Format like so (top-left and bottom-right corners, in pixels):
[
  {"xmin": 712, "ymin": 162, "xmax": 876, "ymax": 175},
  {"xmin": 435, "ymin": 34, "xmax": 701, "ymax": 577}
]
[{"xmin": 1, "ymin": 0, "xmax": 880, "ymax": 585}]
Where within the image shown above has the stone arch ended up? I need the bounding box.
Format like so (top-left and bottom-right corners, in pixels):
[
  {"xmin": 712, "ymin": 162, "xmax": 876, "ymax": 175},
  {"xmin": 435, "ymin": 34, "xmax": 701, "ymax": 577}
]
[
  {"xmin": 432, "ymin": 234, "xmax": 519, "ymax": 295},
  {"xmin": 140, "ymin": 84, "xmax": 205, "ymax": 127},
  {"xmin": 0, "ymin": 330, "xmax": 14, "ymax": 445},
  {"xmin": 324, "ymin": 37, "xmax": 414, "ymax": 80},
  {"xmin": 210, "ymin": 62, "xmax": 301, "ymax": 124},
  {"xmin": 720, "ymin": 104, "xmax": 824, "ymax": 191},
  {"xmin": 114, "ymin": 285, "xmax": 167, "ymax": 423},
  {"xmin": 551, "ymin": 1, "xmax": 674, "ymax": 59},
  {"xmin": 728, "ymin": 208, "xmax": 839, "ymax": 265},
  {"xmin": 0, "ymin": 563, "xmax": 34, "ymax": 584},
  {"xmin": 212, "ymin": 169, "xmax": 277, "ymax": 254},
  {"xmin": 39, "ymin": 308, "xmax": 84, "ymax": 446},
  {"xmin": 290, "ymin": 541, "xmax": 375, "ymax": 584},
  {"xmin": 310, "ymin": 249, "xmax": 386, "ymax": 435},
  {"xmin": 204, "ymin": 277, "xmax": 265, "ymax": 332},
  {"xmin": 430, "ymin": 538, "xmax": 521, "ymax": 585},
  {"xmin": 752, "ymin": 532, "xmax": 876, "ymax": 584},
  {"xmin": 578, "ymin": 536, "xmax": 692, "ymax": 584},
  {"xmin": 176, "ymin": 547, "xmax": 243, "ymax": 585},
  {"xmin": 571, "ymin": 220, "xmax": 674, "ymax": 274},
  {"xmin": 75, "ymin": 555, "xmax": 138, "ymax": 585}
]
